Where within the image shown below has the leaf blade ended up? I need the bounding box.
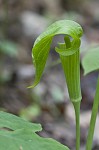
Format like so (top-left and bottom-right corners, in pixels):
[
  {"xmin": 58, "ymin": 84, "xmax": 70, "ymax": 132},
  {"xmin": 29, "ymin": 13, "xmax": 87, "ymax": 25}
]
[
  {"xmin": 0, "ymin": 111, "xmax": 70, "ymax": 150},
  {"xmin": 0, "ymin": 129, "xmax": 70, "ymax": 150},
  {"xmin": 82, "ymin": 46, "xmax": 99, "ymax": 75},
  {"xmin": 0, "ymin": 111, "xmax": 42, "ymax": 132}
]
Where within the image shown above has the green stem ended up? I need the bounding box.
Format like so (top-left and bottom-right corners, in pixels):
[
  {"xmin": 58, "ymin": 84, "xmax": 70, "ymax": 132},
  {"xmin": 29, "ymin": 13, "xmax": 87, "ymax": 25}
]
[
  {"xmin": 86, "ymin": 76, "xmax": 99, "ymax": 150},
  {"xmin": 73, "ymin": 101, "xmax": 81, "ymax": 150}
]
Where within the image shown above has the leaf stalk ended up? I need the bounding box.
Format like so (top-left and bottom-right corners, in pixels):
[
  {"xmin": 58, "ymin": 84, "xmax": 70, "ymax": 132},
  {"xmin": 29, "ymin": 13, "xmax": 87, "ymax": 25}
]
[
  {"xmin": 86, "ymin": 76, "xmax": 99, "ymax": 150},
  {"xmin": 73, "ymin": 101, "xmax": 81, "ymax": 150}
]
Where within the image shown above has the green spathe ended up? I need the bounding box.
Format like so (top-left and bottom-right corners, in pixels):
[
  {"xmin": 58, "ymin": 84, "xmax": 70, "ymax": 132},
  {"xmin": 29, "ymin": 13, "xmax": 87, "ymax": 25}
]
[
  {"xmin": 30, "ymin": 20, "xmax": 83, "ymax": 103},
  {"xmin": 56, "ymin": 36, "xmax": 81, "ymax": 102}
]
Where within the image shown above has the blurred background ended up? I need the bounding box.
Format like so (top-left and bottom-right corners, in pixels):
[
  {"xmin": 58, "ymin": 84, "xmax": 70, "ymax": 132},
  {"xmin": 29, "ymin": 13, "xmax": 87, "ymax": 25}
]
[{"xmin": 0, "ymin": 0, "xmax": 99, "ymax": 149}]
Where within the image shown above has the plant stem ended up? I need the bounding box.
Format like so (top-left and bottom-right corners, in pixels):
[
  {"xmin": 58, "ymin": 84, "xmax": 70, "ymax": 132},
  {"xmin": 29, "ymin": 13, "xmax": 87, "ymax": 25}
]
[
  {"xmin": 86, "ymin": 76, "xmax": 99, "ymax": 150},
  {"xmin": 73, "ymin": 101, "xmax": 81, "ymax": 150}
]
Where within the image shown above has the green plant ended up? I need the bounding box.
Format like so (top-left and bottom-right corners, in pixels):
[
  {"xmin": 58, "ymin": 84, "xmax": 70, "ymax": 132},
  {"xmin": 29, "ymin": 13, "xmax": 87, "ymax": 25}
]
[
  {"xmin": 0, "ymin": 20, "xmax": 99, "ymax": 150},
  {"xmin": 29, "ymin": 20, "xmax": 99, "ymax": 150},
  {"xmin": 82, "ymin": 45, "xmax": 99, "ymax": 150},
  {"xmin": 29, "ymin": 20, "xmax": 83, "ymax": 150},
  {"xmin": 0, "ymin": 111, "xmax": 69, "ymax": 150},
  {"xmin": 0, "ymin": 20, "xmax": 83, "ymax": 150}
]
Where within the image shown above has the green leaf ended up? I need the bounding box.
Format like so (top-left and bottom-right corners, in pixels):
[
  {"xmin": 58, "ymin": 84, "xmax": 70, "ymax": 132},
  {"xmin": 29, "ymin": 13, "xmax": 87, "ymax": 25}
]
[
  {"xmin": 0, "ymin": 40, "xmax": 18, "ymax": 57},
  {"xmin": 29, "ymin": 20, "xmax": 83, "ymax": 88},
  {"xmin": 0, "ymin": 111, "xmax": 42, "ymax": 132},
  {"xmin": 0, "ymin": 129, "xmax": 70, "ymax": 150},
  {"xmin": 82, "ymin": 45, "xmax": 99, "ymax": 75},
  {"xmin": 0, "ymin": 111, "xmax": 70, "ymax": 150}
]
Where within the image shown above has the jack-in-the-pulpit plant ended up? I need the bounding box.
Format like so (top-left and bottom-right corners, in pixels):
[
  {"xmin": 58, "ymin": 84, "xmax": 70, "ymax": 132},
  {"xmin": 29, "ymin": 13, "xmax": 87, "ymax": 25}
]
[
  {"xmin": 29, "ymin": 20, "xmax": 83, "ymax": 150},
  {"xmin": 1, "ymin": 20, "xmax": 99, "ymax": 150}
]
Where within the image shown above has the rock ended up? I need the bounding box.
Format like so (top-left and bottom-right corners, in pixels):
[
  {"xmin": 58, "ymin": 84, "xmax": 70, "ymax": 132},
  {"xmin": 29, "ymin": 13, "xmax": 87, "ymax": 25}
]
[
  {"xmin": 20, "ymin": 11, "xmax": 49, "ymax": 38},
  {"xmin": 17, "ymin": 64, "xmax": 35, "ymax": 80},
  {"xmin": 94, "ymin": 115, "xmax": 99, "ymax": 144}
]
